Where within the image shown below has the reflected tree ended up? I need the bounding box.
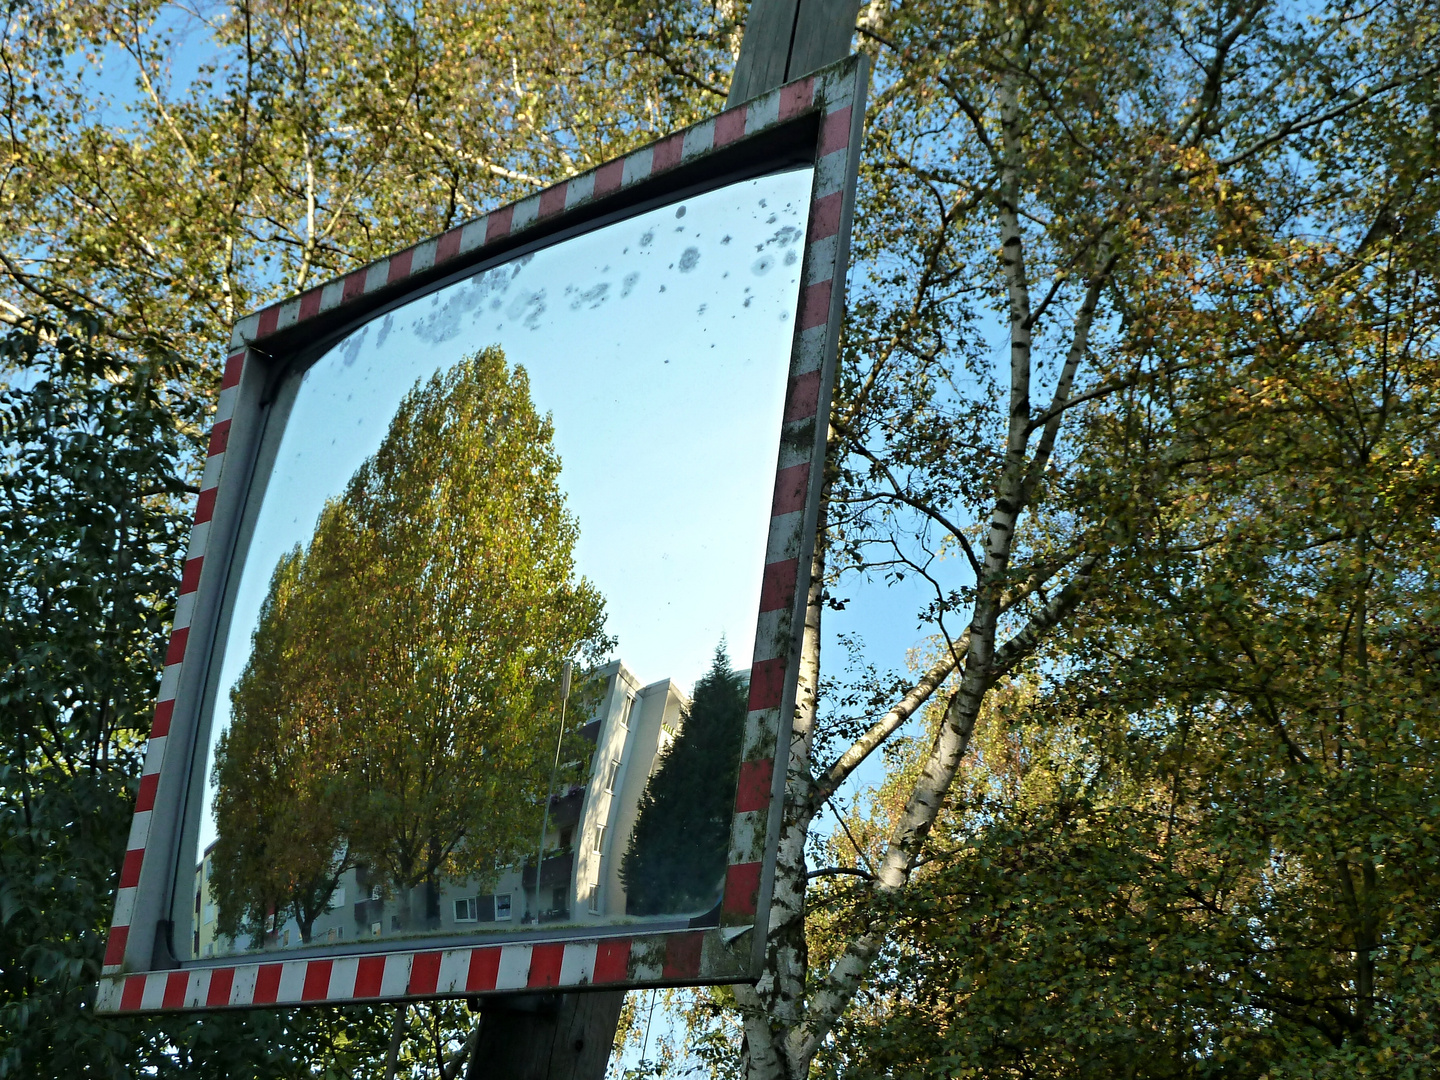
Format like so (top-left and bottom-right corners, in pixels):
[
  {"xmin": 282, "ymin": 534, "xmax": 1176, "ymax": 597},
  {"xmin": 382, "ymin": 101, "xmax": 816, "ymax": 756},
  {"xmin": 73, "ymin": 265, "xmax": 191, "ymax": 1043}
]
[
  {"xmin": 211, "ymin": 347, "xmax": 609, "ymax": 937},
  {"xmin": 621, "ymin": 641, "xmax": 748, "ymax": 916}
]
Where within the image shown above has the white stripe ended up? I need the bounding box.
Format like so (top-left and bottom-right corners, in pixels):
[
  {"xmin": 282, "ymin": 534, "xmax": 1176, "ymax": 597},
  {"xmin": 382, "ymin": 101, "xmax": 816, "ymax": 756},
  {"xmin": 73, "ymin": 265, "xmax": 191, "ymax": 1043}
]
[
  {"xmin": 459, "ymin": 217, "xmax": 489, "ymax": 254},
  {"xmin": 629, "ymin": 945, "xmax": 664, "ymax": 983},
  {"xmin": 559, "ymin": 942, "xmax": 597, "ymax": 986},
  {"xmin": 791, "ymin": 323, "xmax": 829, "ymax": 377},
  {"xmin": 186, "ymin": 520, "xmax": 212, "ymax": 560},
  {"xmin": 215, "ymin": 385, "xmax": 240, "ymax": 423},
  {"xmin": 805, "ymin": 234, "xmax": 839, "ymax": 286},
  {"xmin": 172, "ymin": 591, "xmax": 196, "ymax": 632},
  {"xmin": 682, "ymin": 119, "xmax": 715, "ymax": 160},
  {"xmin": 751, "ymin": 608, "xmax": 787, "ymax": 663},
  {"xmin": 364, "ymin": 261, "xmax": 389, "ymax": 294},
  {"xmin": 141, "ymin": 736, "xmax": 167, "ymax": 776},
  {"xmin": 744, "ymin": 91, "xmax": 780, "ymax": 135},
  {"xmin": 112, "ymin": 886, "xmax": 137, "ymax": 927},
  {"xmin": 229, "ymin": 964, "xmax": 258, "ymax": 1006},
  {"xmin": 183, "ymin": 970, "xmax": 211, "ymax": 1008},
  {"xmin": 95, "ymin": 977, "xmax": 125, "ymax": 1013},
  {"xmin": 495, "ymin": 945, "xmax": 532, "ymax": 990},
  {"xmin": 765, "ymin": 509, "xmax": 806, "ymax": 562},
  {"xmin": 818, "ymin": 66, "xmax": 855, "ymax": 111},
  {"xmin": 565, "ymin": 172, "xmax": 595, "ymax": 209},
  {"xmin": 743, "ymin": 708, "xmax": 780, "ymax": 762},
  {"xmin": 275, "ymin": 299, "xmax": 300, "ymax": 331},
  {"xmin": 140, "ymin": 972, "xmax": 168, "ymax": 1010},
  {"xmin": 276, "ymin": 961, "xmax": 308, "ymax": 1002},
  {"xmin": 157, "ymin": 663, "xmax": 182, "ymax": 703},
  {"xmin": 229, "ymin": 314, "xmax": 259, "ymax": 349},
  {"xmin": 437, "ymin": 949, "xmax": 471, "ymax": 993},
  {"xmin": 380, "ymin": 953, "xmax": 412, "ymax": 997},
  {"xmin": 511, "ymin": 195, "xmax": 540, "ymax": 233},
  {"xmin": 126, "ymin": 810, "xmax": 151, "ymax": 850},
  {"xmin": 410, "ymin": 238, "xmax": 437, "ymax": 274},
  {"xmin": 320, "ymin": 280, "xmax": 345, "ymax": 312},
  {"xmin": 813, "ymin": 148, "xmax": 848, "ymax": 199},
  {"xmin": 622, "ymin": 147, "xmax": 653, "ymax": 188},
  {"xmin": 729, "ymin": 808, "xmax": 768, "ymax": 863},
  {"xmin": 200, "ymin": 452, "xmax": 224, "ymax": 491},
  {"xmin": 328, "ymin": 956, "xmax": 360, "ymax": 1000}
]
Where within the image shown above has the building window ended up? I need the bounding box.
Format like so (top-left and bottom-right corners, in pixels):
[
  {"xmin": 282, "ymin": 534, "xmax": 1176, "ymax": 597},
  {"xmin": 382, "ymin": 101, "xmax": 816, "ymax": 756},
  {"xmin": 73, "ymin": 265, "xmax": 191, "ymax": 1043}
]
[
  {"xmin": 494, "ymin": 893, "xmax": 512, "ymax": 921},
  {"xmin": 454, "ymin": 897, "xmax": 478, "ymax": 922},
  {"xmin": 593, "ymin": 823, "xmax": 606, "ymax": 854},
  {"xmin": 586, "ymin": 883, "xmax": 600, "ymax": 914},
  {"xmin": 619, "ymin": 696, "xmax": 634, "ymax": 730},
  {"xmin": 603, "ymin": 757, "xmax": 621, "ymax": 793}
]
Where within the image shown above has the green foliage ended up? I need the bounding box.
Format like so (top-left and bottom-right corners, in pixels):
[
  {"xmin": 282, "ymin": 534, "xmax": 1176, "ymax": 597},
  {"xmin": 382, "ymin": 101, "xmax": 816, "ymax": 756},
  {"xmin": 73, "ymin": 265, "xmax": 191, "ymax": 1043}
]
[
  {"xmin": 211, "ymin": 347, "xmax": 610, "ymax": 940},
  {"xmin": 621, "ymin": 641, "xmax": 747, "ymax": 916}
]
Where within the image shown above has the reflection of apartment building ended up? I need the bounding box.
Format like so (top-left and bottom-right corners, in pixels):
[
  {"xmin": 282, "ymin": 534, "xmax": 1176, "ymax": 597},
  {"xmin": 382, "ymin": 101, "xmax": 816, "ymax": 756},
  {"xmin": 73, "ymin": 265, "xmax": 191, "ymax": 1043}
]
[{"xmin": 192, "ymin": 659, "xmax": 687, "ymax": 959}]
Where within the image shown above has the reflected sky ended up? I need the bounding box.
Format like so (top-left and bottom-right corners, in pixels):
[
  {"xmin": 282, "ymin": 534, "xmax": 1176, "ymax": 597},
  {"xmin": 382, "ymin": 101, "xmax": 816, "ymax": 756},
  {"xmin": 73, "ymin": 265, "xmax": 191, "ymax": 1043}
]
[{"xmin": 198, "ymin": 167, "xmax": 814, "ymax": 853}]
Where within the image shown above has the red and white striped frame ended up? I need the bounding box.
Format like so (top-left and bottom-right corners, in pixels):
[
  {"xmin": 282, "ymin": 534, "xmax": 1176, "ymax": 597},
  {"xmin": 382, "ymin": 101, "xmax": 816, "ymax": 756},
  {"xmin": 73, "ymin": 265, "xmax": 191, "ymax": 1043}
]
[{"xmin": 97, "ymin": 53, "xmax": 867, "ymax": 1013}]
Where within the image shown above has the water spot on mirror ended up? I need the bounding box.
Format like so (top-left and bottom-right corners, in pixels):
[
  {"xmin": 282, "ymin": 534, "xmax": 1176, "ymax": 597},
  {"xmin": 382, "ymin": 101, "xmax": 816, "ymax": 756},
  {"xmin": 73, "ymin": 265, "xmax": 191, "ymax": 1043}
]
[
  {"xmin": 621, "ymin": 272, "xmax": 639, "ymax": 298},
  {"xmin": 639, "ymin": 229, "xmax": 655, "ymax": 248},
  {"xmin": 675, "ymin": 205, "xmax": 686, "ymax": 218},
  {"xmin": 752, "ymin": 254, "xmax": 775, "ymax": 276},
  {"xmin": 376, "ymin": 313, "xmax": 394, "ymax": 349},
  {"xmin": 678, "ymin": 247, "xmax": 700, "ymax": 273},
  {"xmin": 339, "ymin": 325, "xmax": 369, "ymax": 367},
  {"xmin": 784, "ymin": 250, "xmax": 798, "ymax": 266},
  {"xmin": 569, "ymin": 283, "xmax": 610, "ymax": 311}
]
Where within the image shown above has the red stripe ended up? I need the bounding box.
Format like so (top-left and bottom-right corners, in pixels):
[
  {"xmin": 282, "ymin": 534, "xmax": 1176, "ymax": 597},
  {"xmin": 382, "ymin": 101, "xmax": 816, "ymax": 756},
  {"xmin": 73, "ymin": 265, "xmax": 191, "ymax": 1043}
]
[
  {"xmin": 387, "ymin": 248, "xmax": 415, "ymax": 283},
  {"xmin": 119, "ymin": 848, "xmax": 144, "ymax": 889},
  {"xmin": 408, "ymin": 952, "xmax": 442, "ymax": 995},
  {"xmin": 342, "ymin": 270, "xmax": 367, "ymax": 303},
  {"xmin": 809, "ymin": 191, "xmax": 843, "ymax": 242},
  {"xmin": 593, "ymin": 939, "xmax": 630, "ymax": 983},
  {"xmin": 714, "ymin": 107, "xmax": 746, "ymax": 147},
  {"xmin": 759, "ymin": 558, "xmax": 798, "ymax": 613},
  {"xmin": 436, "ymin": 227, "xmax": 463, "ymax": 265},
  {"xmin": 299, "ymin": 288, "xmax": 322, "ymax": 321},
  {"xmin": 748, "ymin": 658, "xmax": 786, "ymax": 711},
  {"xmin": 771, "ymin": 464, "xmax": 809, "ymax": 516},
  {"xmin": 722, "ymin": 862, "xmax": 763, "ymax": 916},
  {"xmin": 120, "ymin": 974, "xmax": 146, "ymax": 1011},
  {"xmin": 734, "ymin": 758, "xmax": 774, "ymax": 813},
  {"xmin": 256, "ymin": 306, "xmax": 279, "ymax": 339},
  {"xmin": 820, "ymin": 107, "xmax": 852, "ymax": 156},
  {"xmin": 207, "ymin": 967, "xmax": 235, "ymax": 1006},
  {"xmin": 539, "ymin": 184, "xmax": 568, "ymax": 219},
  {"xmin": 467, "ymin": 948, "xmax": 501, "ymax": 991},
  {"xmin": 253, "ymin": 963, "xmax": 283, "ymax": 1004},
  {"xmin": 779, "ymin": 77, "xmax": 814, "ymax": 119},
  {"xmin": 221, "ymin": 351, "xmax": 245, "ymax": 389},
  {"xmin": 652, "ymin": 133, "xmax": 683, "ymax": 172},
  {"xmin": 180, "ymin": 556, "xmax": 204, "ymax": 595},
  {"xmin": 785, "ymin": 370, "xmax": 823, "ymax": 422},
  {"xmin": 135, "ymin": 772, "xmax": 159, "ymax": 812},
  {"xmin": 798, "ymin": 280, "xmax": 833, "ymax": 332},
  {"xmin": 594, "ymin": 159, "xmax": 624, "ymax": 197},
  {"xmin": 151, "ymin": 699, "xmax": 174, "ymax": 738},
  {"xmin": 662, "ymin": 932, "xmax": 704, "ymax": 979},
  {"xmin": 162, "ymin": 970, "xmax": 187, "ymax": 1009},
  {"xmin": 104, "ymin": 926, "xmax": 129, "ymax": 968},
  {"xmin": 486, "ymin": 205, "xmax": 515, "ymax": 243},
  {"xmin": 165, "ymin": 627, "xmax": 189, "ymax": 666},
  {"xmin": 527, "ymin": 943, "xmax": 565, "ymax": 988},
  {"xmin": 206, "ymin": 419, "xmax": 231, "ymax": 457},
  {"xmin": 354, "ymin": 955, "xmax": 386, "ymax": 997},
  {"xmin": 302, "ymin": 959, "xmax": 333, "ymax": 1001},
  {"xmin": 195, "ymin": 487, "xmax": 217, "ymax": 524}
]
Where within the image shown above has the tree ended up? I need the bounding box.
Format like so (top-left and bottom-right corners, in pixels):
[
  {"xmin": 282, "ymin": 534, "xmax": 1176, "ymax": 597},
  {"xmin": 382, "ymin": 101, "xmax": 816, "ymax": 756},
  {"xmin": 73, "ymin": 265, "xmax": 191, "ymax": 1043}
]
[
  {"xmin": 621, "ymin": 640, "xmax": 748, "ymax": 916},
  {"xmin": 211, "ymin": 347, "xmax": 611, "ymax": 937},
  {"xmin": 609, "ymin": 0, "xmax": 1440, "ymax": 1076}
]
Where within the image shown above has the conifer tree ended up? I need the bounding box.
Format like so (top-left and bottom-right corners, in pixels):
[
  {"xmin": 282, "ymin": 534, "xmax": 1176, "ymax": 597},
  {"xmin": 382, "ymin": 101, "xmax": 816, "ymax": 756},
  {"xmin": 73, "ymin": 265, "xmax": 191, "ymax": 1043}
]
[{"xmin": 621, "ymin": 641, "xmax": 748, "ymax": 916}]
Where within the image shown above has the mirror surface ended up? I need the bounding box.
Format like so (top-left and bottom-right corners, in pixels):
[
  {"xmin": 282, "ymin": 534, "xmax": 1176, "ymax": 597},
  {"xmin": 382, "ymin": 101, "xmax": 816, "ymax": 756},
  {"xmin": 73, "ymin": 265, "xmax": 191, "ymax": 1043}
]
[{"xmin": 189, "ymin": 166, "xmax": 814, "ymax": 959}]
